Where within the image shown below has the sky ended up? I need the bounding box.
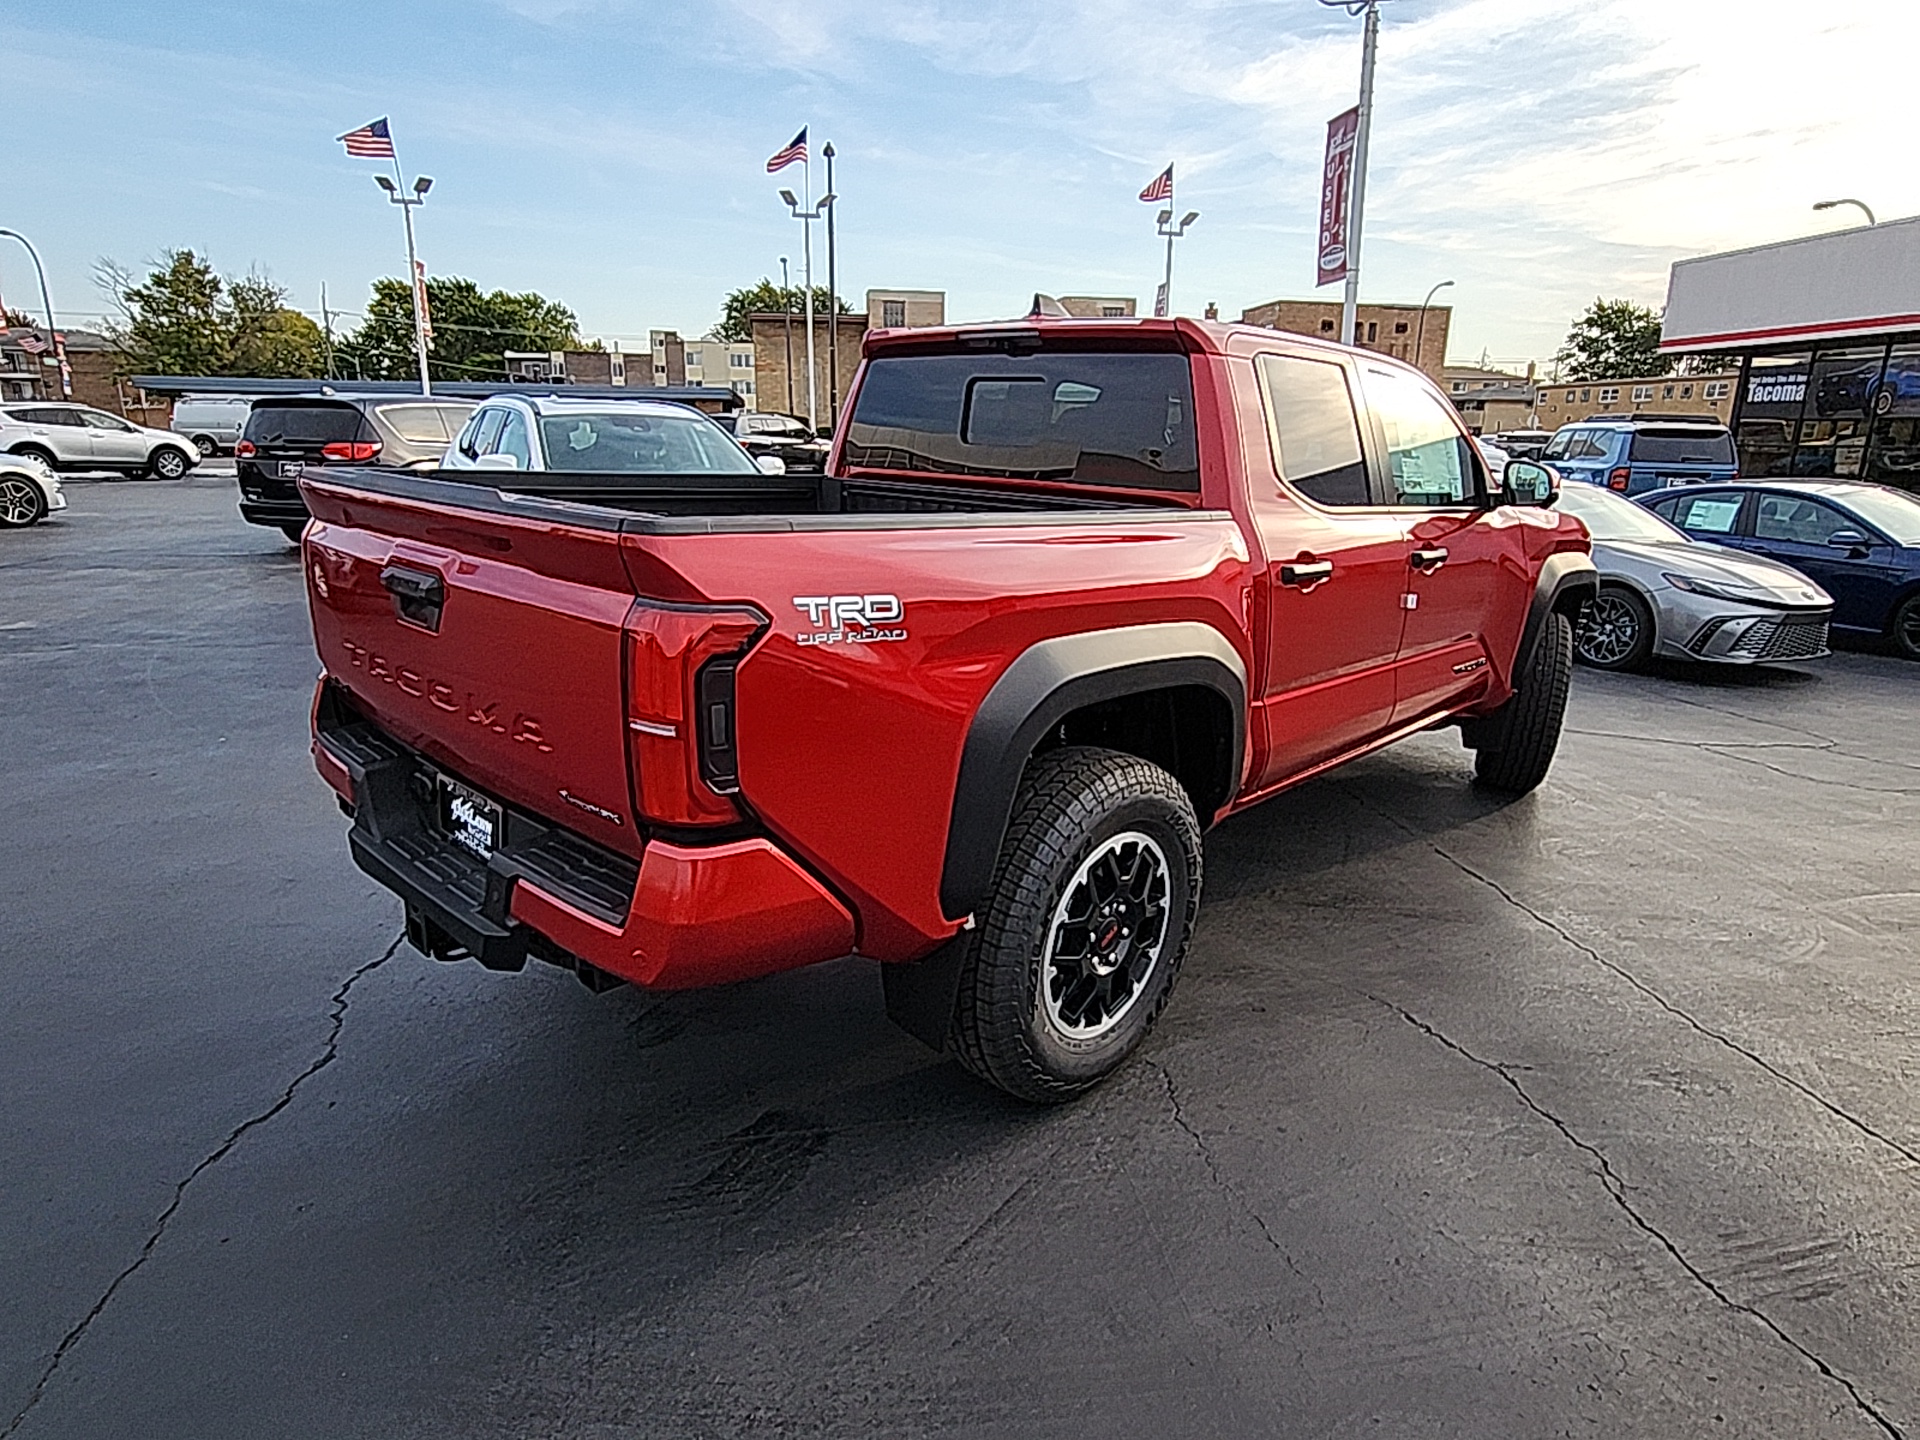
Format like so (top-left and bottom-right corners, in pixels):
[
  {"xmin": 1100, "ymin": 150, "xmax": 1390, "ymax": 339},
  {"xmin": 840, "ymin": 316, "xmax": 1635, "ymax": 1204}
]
[{"xmin": 4, "ymin": 0, "xmax": 1913, "ymax": 372}]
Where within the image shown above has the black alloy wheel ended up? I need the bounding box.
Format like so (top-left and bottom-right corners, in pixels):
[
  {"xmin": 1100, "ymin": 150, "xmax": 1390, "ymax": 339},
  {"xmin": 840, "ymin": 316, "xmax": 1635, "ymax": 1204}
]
[
  {"xmin": 1576, "ymin": 586, "xmax": 1655, "ymax": 670},
  {"xmin": 0, "ymin": 474, "xmax": 47, "ymax": 527},
  {"xmin": 1892, "ymin": 593, "xmax": 1920, "ymax": 661}
]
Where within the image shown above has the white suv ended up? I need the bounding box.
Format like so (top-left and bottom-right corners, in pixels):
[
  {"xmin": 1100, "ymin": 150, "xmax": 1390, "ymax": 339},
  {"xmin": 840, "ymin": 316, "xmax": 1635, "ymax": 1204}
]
[{"xmin": 0, "ymin": 402, "xmax": 199, "ymax": 480}]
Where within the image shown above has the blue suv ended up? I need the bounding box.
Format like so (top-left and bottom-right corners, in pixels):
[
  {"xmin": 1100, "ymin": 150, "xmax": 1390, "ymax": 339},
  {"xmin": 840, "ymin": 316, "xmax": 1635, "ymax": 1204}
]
[{"xmin": 1541, "ymin": 416, "xmax": 1738, "ymax": 496}]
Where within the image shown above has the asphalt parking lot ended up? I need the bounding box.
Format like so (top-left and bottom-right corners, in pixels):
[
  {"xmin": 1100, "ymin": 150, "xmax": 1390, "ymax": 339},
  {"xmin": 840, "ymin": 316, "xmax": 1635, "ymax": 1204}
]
[{"xmin": 4, "ymin": 474, "xmax": 1918, "ymax": 1439}]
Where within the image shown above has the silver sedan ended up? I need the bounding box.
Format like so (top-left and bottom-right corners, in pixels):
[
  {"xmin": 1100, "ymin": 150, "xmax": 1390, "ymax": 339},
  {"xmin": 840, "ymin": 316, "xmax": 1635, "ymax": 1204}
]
[{"xmin": 1554, "ymin": 481, "xmax": 1834, "ymax": 669}]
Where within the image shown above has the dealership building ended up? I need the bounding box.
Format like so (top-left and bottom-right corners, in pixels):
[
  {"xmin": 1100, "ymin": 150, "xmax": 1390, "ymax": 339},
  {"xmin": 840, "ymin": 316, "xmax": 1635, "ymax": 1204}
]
[{"xmin": 1660, "ymin": 216, "xmax": 1920, "ymax": 492}]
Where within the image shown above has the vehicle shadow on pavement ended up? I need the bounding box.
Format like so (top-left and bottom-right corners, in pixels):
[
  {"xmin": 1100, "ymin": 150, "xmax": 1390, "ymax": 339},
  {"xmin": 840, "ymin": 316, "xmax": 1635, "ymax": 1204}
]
[{"xmin": 1636, "ymin": 657, "xmax": 1823, "ymax": 690}]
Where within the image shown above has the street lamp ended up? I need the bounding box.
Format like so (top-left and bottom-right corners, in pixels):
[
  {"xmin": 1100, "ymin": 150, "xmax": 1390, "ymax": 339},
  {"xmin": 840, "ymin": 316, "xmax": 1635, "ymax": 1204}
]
[
  {"xmin": 780, "ymin": 255, "xmax": 795, "ymax": 415},
  {"xmin": 1320, "ymin": 0, "xmax": 1385, "ymax": 348},
  {"xmin": 779, "ymin": 186, "xmax": 834, "ymax": 433},
  {"xmin": 374, "ymin": 172, "xmax": 435, "ymax": 394},
  {"xmin": 1155, "ymin": 208, "xmax": 1200, "ymax": 317},
  {"xmin": 0, "ymin": 228, "xmax": 67, "ymax": 398},
  {"xmin": 1414, "ymin": 279, "xmax": 1453, "ymax": 371},
  {"xmin": 1813, "ymin": 198, "xmax": 1876, "ymax": 227}
]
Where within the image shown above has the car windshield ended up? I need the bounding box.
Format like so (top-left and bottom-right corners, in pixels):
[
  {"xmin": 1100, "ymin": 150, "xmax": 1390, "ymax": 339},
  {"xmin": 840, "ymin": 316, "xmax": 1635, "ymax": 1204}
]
[
  {"xmin": 1555, "ymin": 481, "xmax": 1689, "ymax": 543},
  {"xmin": 536, "ymin": 411, "xmax": 756, "ymax": 473},
  {"xmin": 1830, "ymin": 487, "xmax": 1920, "ymax": 545},
  {"xmin": 1628, "ymin": 428, "xmax": 1735, "ymax": 465}
]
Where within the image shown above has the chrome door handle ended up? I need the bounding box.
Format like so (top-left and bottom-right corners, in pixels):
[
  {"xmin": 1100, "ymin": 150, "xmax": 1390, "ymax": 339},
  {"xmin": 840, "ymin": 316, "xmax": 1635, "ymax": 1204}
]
[
  {"xmin": 1279, "ymin": 559, "xmax": 1334, "ymax": 587},
  {"xmin": 1411, "ymin": 547, "xmax": 1449, "ymax": 572}
]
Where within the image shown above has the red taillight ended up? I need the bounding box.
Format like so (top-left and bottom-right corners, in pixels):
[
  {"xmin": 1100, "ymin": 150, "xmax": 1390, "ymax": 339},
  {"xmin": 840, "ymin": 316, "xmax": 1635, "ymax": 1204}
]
[
  {"xmin": 1607, "ymin": 467, "xmax": 1631, "ymax": 491},
  {"xmin": 623, "ymin": 602, "xmax": 766, "ymax": 826},
  {"xmin": 319, "ymin": 440, "xmax": 382, "ymax": 462},
  {"xmin": 234, "ymin": 440, "xmax": 256, "ymax": 458}
]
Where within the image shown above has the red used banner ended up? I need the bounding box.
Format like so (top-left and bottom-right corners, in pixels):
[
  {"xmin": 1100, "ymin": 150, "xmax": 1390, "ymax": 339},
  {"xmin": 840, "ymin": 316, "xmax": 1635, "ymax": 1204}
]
[{"xmin": 1317, "ymin": 106, "xmax": 1360, "ymax": 288}]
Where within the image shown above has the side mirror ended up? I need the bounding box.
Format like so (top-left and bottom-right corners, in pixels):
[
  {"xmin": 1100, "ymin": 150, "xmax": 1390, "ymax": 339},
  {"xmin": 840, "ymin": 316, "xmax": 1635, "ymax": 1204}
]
[
  {"xmin": 756, "ymin": 454, "xmax": 788, "ymax": 476},
  {"xmin": 1503, "ymin": 459, "xmax": 1559, "ymax": 507},
  {"xmin": 1827, "ymin": 528, "xmax": 1869, "ymax": 550},
  {"xmin": 473, "ymin": 452, "xmax": 521, "ymax": 471}
]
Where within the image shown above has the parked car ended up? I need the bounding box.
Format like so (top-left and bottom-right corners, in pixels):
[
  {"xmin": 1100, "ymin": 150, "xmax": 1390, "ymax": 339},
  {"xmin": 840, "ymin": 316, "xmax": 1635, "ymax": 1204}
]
[
  {"xmin": 0, "ymin": 402, "xmax": 199, "ymax": 480},
  {"xmin": 1541, "ymin": 415, "xmax": 1737, "ymax": 495},
  {"xmin": 1553, "ymin": 481, "xmax": 1831, "ymax": 669},
  {"xmin": 439, "ymin": 395, "xmax": 782, "ymax": 475},
  {"xmin": 0, "ymin": 452, "xmax": 64, "ymax": 527},
  {"xmin": 1638, "ymin": 481, "xmax": 1920, "ymax": 659},
  {"xmin": 1474, "ymin": 436, "xmax": 1510, "ymax": 483},
  {"xmin": 712, "ymin": 411, "xmax": 832, "ymax": 472},
  {"xmin": 171, "ymin": 395, "xmax": 253, "ymax": 457},
  {"xmin": 1490, "ymin": 429, "xmax": 1553, "ymax": 460},
  {"xmin": 298, "ymin": 312, "xmax": 1594, "ymax": 1102},
  {"xmin": 235, "ymin": 394, "xmax": 476, "ymax": 542}
]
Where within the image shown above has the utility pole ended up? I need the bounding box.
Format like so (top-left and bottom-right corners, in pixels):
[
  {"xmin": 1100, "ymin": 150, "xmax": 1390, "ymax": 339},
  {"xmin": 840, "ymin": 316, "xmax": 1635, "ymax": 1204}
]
[
  {"xmin": 780, "ymin": 255, "xmax": 795, "ymax": 415},
  {"xmin": 374, "ymin": 168, "xmax": 434, "ymax": 394},
  {"xmin": 823, "ymin": 140, "xmax": 839, "ymax": 427},
  {"xmin": 1323, "ymin": 0, "xmax": 1381, "ymax": 349}
]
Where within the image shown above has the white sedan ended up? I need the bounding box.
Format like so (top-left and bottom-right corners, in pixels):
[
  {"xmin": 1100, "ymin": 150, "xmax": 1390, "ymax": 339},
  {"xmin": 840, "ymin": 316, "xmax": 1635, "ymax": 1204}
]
[
  {"xmin": 0, "ymin": 452, "xmax": 65, "ymax": 527},
  {"xmin": 441, "ymin": 395, "xmax": 785, "ymax": 475}
]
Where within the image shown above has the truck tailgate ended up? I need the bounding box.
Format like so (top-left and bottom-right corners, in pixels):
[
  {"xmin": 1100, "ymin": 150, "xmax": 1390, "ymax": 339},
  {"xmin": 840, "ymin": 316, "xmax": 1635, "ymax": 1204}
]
[{"xmin": 302, "ymin": 477, "xmax": 642, "ymax": 857}]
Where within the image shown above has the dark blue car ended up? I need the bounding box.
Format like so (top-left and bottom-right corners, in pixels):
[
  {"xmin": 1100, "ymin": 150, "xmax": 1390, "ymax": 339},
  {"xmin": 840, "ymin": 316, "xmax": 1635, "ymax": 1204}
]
[{"xmin": 1637, "ymin": 481, "xmax": 1920, "ymax": 658}]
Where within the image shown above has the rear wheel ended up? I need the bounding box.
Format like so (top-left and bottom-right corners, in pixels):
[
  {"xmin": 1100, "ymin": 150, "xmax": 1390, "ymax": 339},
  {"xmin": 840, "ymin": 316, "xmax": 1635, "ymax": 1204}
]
[
  {"xmin": 0, "ymin": 475, "xmax": 47, "ymax": 527},
  {"xmin": 192, "ymin": 435, "xmax": 217, "ymax": 458},
  {"xmin": 1575, "ymin": 585, "xmax": 1655, "ymax": 670},
  {"xmin": 951, "ymin": 746, "xmax": 1201, "ymax": 1104},
  {"xmin": 1892, "ymin": 593, "xmax": 1920, "ymax": 661},
  {"xmin": 147, "ymin": 446, "xmax": 190, "ymax": 480},
  {"xmin": 1472, "ymin": 612, "xmax": 1574, "ymax": 795},
  {"xmin": 11, "ymin": 445, "xmax": 55, "ymax": 470}
]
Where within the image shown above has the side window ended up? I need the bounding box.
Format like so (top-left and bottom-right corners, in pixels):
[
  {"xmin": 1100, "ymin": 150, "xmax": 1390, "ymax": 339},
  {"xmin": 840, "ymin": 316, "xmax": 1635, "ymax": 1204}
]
[
  {"xmin": 495, "ymin": 410, "xmax": 533, "ymax": 468},
  {"xmin": 82, "ymin": 411, "xmax": 133, "ymax": 432},
  {"xmin": 1753, "ymin": 495, "xmax": 1847, "ymax": 545},
  {"xmin": 1365, "ymin": 367, "xmax": 1478, "ymax": 506},
  {"xmin": 1669, "ymin": 493, "xmax": 1744, "ymax": 536},
  {"xmin": 1541, "ymin": 429, "xmax": 1572, "ymax": 461},
  {"xmin": 467, "ymin": 408, "xmax": 507, "ymax": 457},
  {"xmin": 1255, "ymin": 353, "xmax": 1370, "ymax": 507}
]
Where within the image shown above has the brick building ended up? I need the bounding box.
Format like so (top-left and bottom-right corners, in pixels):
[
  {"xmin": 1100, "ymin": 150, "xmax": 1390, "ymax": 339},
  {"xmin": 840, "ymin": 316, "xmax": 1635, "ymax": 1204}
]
[
  {"xmin": 751, "ymin": 289, "xmax": 947, "ymax": 427},
  {"xmin": 1240, "ymin": 298, "xmax": 1449, "ymax": 381},
  {"xmin": 1059, "ymin": 296, "xmax": 1137, "ymax": 318},
  {"xmin": 1534, "ymin": 372, "xmax": 1737, "ymax": 431}
]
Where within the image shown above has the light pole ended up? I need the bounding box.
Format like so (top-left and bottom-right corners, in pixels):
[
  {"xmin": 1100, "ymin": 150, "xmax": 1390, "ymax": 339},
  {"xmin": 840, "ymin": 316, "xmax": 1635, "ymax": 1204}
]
[
  {"xmin": 1321, "ymin": 0, "xmax": 1382, "ymax": 348},
  {"xmin": 780, "ymin": 255, "xmax": 795, "ymax": 416},
  {"xmin": 779, "ymin": 186, "xmax": 834, "ymax": 433},
  {"xmin": 1155, "ymin": 207, "xmax": 1200, "ymax": 318},
  {"xmin": 0, "ymin": 228, "xmax": 67, "ymax": 398},
  {"xmin": 1414, "ymin": 279, "xmax": 1453, "ymax": 374},
  {"xmin": 823, "ymin": 140, "xmax": 839, "ymax": 426},
  {"xmin": 374, "ymin": 173, "xmax": 434, "ymax": 394},
  {"xmin": 1813, "ymin": 198, "xmax": 1875, "ymax": 226}
]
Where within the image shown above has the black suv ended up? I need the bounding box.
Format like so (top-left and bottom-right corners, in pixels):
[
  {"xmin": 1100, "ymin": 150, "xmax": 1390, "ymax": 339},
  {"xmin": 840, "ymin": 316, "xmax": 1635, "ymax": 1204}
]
[
  {"xmin": 712, "ymin": 411, "xmax": 831, "ymax": 472},
  {"xmin": 236, "ymin": 394, "xmax": 475, "ymax": 541}
]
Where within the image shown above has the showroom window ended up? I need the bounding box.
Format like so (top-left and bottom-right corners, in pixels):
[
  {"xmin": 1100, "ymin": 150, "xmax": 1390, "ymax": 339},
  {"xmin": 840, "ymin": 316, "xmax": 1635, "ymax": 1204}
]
[{"xmin": 1735, "ymin": 351, "xmax": 1811, "ymax": 477}]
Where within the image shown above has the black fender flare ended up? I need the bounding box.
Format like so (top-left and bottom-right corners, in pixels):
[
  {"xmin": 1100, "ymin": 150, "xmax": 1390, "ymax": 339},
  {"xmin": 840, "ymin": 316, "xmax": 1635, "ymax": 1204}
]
[
  {"xmin": 1513, "ymin": 552, "xmax": 1598, "ymax": 680},
  {"xmin": 938, "ymin": 622, "xmax": 1247, "ymax": 923}
]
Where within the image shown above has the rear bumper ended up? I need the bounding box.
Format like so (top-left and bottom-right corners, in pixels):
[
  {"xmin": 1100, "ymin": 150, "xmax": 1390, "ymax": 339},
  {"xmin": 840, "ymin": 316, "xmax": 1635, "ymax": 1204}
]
[
  {"xmin": 312, "ymin": 683, "xmax": 854, "ymax": 989},
  {"xmin": 239, "ymin": 498, "xmax": 309, "ymax": 526}
]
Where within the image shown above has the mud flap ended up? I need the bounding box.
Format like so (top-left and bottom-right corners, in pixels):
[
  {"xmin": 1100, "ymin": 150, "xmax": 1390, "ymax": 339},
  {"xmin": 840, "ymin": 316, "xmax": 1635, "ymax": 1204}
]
[{"xmin": 880, "ymin": 935, "xmax": 970, "ymax": 1052}]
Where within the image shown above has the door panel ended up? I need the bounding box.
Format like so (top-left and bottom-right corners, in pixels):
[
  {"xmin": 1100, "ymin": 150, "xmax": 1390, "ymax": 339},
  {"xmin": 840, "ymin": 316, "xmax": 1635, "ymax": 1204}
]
[
  {"xmin": 1395, "ymin": 509, "xmax": 1528, "ymax": 722},
  {"xmin": 83, "ymin": 413, "xmax": 147, "ymax": 466},
  {"xmin": 1740, "ymin": 494, "xmax": 1900, "ymax": 629}
]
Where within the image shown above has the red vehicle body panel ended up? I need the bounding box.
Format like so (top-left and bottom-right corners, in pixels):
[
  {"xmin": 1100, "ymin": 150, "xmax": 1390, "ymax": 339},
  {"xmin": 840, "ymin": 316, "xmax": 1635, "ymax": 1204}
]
[{"xmin": 302, "ymin": 317, "xmax": 1589, "ymax": 989}]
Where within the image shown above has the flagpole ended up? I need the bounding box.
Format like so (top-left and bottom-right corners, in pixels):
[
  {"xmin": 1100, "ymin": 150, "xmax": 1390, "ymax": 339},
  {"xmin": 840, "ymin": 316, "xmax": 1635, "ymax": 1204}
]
[{"xmin": 1161, "ymin": 171, "xmax": 1176, "ymax": 318}]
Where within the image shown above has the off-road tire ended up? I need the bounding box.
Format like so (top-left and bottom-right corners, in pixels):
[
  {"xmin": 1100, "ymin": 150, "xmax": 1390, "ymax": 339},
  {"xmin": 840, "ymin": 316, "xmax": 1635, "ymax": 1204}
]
[
  {"xmin": 1472, "ymin": 611, "xmax": 1574, "ymax": 795},
  {"xmin": 147, "ymin": 446, "xmax": 190, "ymax": 480},
  {"xmin": 1891, "ymin": 593, "xmax": 1920, "ymax": 661},
  {"xmin": 1575, "ymin": 584, "xmax": 1655, "ymax": 670},
  {"xmin": 950, "ymin": 746, "xmax": 1201, "ymax": 1104}
]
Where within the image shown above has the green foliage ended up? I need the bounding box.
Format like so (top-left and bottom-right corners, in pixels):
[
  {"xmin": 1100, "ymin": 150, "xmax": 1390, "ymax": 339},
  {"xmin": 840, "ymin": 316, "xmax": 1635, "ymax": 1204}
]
[
  {"xmin": 98, "ymin": 249, "xmax": 324, "ymax": 378},
  {"xmin": 337, "ymin": 277, "xmax": 581, "ymax": 381},
  {"xmin": 3, "ymin": 308, "xmax": 37, "ymax": 328},
  {"xmin": 1555, "ymin": 298, "xmax": 1669, "ymax": 382},
  {"xmin": 714, "ymin": 280, "xmax": 847, "ymax": 342}
]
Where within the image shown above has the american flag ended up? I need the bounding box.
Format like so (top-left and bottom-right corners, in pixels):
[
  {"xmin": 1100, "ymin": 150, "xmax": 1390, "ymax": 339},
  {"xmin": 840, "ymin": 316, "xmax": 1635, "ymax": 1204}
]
[
  {"xmin": 1139, "ymin": 164, "xmax": 1173, "ymax": 203},
  {"xmin": 338, "ymin": 117, "xmax": 396, "ymax": 158},
  {"xmin": 766, "ymin": 127, "xmax": 807, "ymax": 174},
  {"xmin": 15, "ymin": 333, "xmax": 47, "ymax": 355}
]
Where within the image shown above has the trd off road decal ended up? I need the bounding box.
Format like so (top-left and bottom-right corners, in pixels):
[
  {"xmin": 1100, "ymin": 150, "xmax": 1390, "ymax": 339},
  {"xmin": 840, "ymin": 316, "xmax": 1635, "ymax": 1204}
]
[{"xmin": 792, "ymin": 594, "xmax": 907, "ymax": 646}]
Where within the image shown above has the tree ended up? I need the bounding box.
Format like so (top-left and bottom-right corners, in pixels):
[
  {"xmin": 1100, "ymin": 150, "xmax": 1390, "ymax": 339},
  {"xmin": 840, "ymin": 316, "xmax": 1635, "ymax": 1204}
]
[
  {"xmin": 714, "ymin": 280, "xmax": 847, "ymax": 342},
  {"xmin": 338, "ymin": 277, "xmax": 580, "ymax": 382},
  {"xmin": 97, "ymin": 249, "xmax": 323, "ymax": 377},
  {"xmin": 3, "ymin": 308, "xmax": 36, "ymax": 328},
  {"xmin": 1555, "ymin": 298, "xmax": 1668, "ymax": 382}
]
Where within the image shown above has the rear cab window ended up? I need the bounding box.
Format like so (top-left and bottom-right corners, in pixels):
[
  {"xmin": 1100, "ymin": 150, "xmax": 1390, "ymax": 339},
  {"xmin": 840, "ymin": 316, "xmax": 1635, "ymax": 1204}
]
[{"xmin": 843, "ymin": 346, "xmax": 1199, "ymax": 493}]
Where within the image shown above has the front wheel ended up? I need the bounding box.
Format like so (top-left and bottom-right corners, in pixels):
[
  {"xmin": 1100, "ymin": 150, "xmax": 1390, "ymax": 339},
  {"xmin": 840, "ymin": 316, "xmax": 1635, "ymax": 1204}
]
[
  {"xmin": 147, "ymin": 447, "xmax": 190, "ymax": 480},
  {"xmin": 951, "ymin": 746, "xmax": 1202, "ymax": 1104},
  {"xmin": 1892, "ymin": 593, "xmax": 1920, "ymax": 661},
  {"xmin": 1575, "ymin": 585, "xmax": 1654, "ymax": 670},
  {"xmin": 0, "ymin": 474, "xmax": 47, "ymax": 527},
  {"xmin": 1471, "ymin": 611, "xmax": 1574, "ymax": 795}
]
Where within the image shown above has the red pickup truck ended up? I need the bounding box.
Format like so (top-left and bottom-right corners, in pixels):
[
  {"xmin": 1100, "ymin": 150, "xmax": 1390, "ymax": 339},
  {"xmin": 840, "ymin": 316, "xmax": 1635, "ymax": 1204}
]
[{"xmin": 301, "ymin": 313, "xmax": 1594, "ymax": 1101}]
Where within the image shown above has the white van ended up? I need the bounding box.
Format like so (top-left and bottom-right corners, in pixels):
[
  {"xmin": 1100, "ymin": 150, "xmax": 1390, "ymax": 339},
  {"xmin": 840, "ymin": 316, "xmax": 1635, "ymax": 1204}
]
[{"xmin": 171, "ymin": 395, "xmax": 253, "ymax": 457}]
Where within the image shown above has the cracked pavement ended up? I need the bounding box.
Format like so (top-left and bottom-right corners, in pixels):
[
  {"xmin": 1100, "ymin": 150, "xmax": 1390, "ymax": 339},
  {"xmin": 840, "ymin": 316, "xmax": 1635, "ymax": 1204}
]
[{"xmin": 4, "ymin": 480, "xmax": 1919, "ymax": 1437}]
